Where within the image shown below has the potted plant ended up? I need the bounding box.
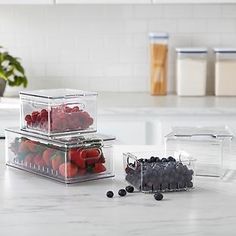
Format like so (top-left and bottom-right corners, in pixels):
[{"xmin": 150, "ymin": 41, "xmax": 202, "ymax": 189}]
[{"xmin": 0, "ymin": 46, "xmax": 27, "ymax": 97}]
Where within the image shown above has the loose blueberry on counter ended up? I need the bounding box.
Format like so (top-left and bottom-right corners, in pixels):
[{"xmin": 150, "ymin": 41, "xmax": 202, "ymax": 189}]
[
  {"xmin": 118, "ymin": 189, "xmax": 127, "ymax": 197},
  {"xmin": 154, "ymin": 192, "xmax": 163, "ymax": 201},
  {"xmin": 126, "ymin": 185, "xmax": 134, "ymax": 193},
  {"xmin": 106, "ymin": 191, "xmax": 114, "ymax": 198}
]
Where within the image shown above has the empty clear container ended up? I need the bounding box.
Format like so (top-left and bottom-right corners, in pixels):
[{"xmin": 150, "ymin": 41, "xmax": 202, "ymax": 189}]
[
  {"xmin": 149, "ymin": 32, "xmax": 169, "ymax": 96},
  {"xmin": 176, "ymin": 48, "xmax": 208, "ymax": 96},
  {"xmin": 123, "ymin": 150, "xmax": 195, "ymax": 193},
  {"xmin": 214, "ymin": 48, "xmax": 236, "ymax": 96},
  {"xmin": 165, "ymin": 126, "xmax": 234, "ymax": 177},
  {"xmin": 5, "ymin": 128, "xmax": 115, "ymax": 184},
  {"xmin": 20, "ymin": 89, "xmax": 97, "ymax": 136}
]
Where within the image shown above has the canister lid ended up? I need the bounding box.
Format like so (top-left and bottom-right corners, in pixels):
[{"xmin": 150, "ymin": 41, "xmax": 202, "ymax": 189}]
[
  {"xmin": 5, "ymin": 128, "xmax": 115, "ymax": 148},
  {"xmin": 213, "ymin": 48, "xmax": 236, "ymax": 53},
  {"xmin": 166, "ymin": 126, "xmax": 234, "ymax": 139},
  {"xmin": 20, "ymin": 89, "xmax": 98, "ymax": 99},
  {"xmin": 149, "ymin": 32, "xmax": 169, "ymax": 39},
  {"xmin": 176, "ymin": 48, "xmax": 208, "ymax": 53}
]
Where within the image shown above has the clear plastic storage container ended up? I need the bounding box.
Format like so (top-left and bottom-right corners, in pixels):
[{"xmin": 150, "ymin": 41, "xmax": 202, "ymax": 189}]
[
  {"xmin": 20, "ymin": 89, "xmax": 97, "ymax": 136},
  {"xmin": 123, "ymin": 151, "xmax": 195, "ymax": 193},
  {"xmin": 149, "ymin": 32, "xmax": 169, "ymax": 96},
  {"xmin": 176, "ymin": 48, "xmax": 208, "ymax": 96},
  {"xmin": 214, "ymin": 48, "xmax": 236, "ymax": 96},
  {"xmin": 165, "ymin": 126, "xmax": 234, "ymax": 177},
  {"xmin": 5, "ymin": 128, "xmax": 115, "ymax": 184}
]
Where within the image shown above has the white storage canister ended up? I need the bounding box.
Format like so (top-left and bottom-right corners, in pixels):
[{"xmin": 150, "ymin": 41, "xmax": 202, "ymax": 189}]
[
  {"xmin": 214, "ymin": 48, "xmax": 236, "ymax": 96},
  {"xmin": 176, "ymin": 48, "xmax": 208, "ymax": 96}
]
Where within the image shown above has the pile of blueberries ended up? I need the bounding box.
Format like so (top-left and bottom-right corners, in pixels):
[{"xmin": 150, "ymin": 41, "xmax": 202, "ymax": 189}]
[{"xmin": 125, "ymin": 156, "xmax": 194, "ymax": 192}]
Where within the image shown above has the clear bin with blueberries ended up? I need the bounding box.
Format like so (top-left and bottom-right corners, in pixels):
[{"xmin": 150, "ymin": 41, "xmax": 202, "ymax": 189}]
[
  {"xmin": 123, "ymin": 151, "xmax": 195, "ymax": 193},
  {"xmin": 20, "ymin": 89, "xmax": 97, "ymax": 136},
  {"xmin": 5, "ymin": 128, "xmax": 115, "ymax": 184},
  {"xmin": 165, "ymin": 126, "xmax": 234, "ymax": 178}
]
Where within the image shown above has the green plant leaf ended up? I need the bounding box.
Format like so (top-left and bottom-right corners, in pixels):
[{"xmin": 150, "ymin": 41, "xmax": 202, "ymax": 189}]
[
  {"xmin": 0, "ymin": 48, "xmax": 28, "ymax": 88},
  {"xmin": 0, "ymin": 67, "xmax": 8, "ymax": 81}
]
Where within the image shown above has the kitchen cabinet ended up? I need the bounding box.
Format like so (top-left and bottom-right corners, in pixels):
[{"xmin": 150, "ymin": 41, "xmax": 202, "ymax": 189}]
[
  {"xmin": 56, "ymin": 0, "xmax": 151, "ymax": 4},
  {"xmin": 0, "ymin": 0, "xmax": 53, "ymax": 4}
]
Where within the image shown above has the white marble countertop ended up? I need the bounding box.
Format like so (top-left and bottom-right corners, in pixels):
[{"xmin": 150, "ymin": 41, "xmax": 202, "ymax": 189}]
[{"xmin": 1, "ymin": 145, "xmax": 236, "ymax": 236}]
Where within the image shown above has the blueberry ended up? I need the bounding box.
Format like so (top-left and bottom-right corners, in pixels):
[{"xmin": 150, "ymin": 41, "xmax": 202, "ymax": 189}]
[
  {"xmin": 125, "ymin": 185, "xmax": 134, "ymax": 193},
  {"xmin": 167, "ymin": 156, "xmax": 176, "ymax": 162},
  {"xmin": 154, "ymin": 192, "xmax": 163, "ymax": 201},
  {"xmin": 138, "ymin": 158, "xmax": 144, "ymax": 163},
  {"xmin": 187, "ymin": 181, "xmax": 193, "ymax": 188},
  {"xmin": 150, "ymin": 156, "xmax": 156, "ymax": 163},
  {"xmin": 106, "ymin": 191, "xmax": 114, "ymax": 198},
  {"xmin": 161, "ymin": 158, "xmax": 168, "ymax": 163},
  {"xmin": 118, "ymin": 189, "xmax": 127, "ymax": 197}
]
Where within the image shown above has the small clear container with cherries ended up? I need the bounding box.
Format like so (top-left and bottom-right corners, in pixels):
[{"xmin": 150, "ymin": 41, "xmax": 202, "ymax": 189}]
[{"xmin": 20, "ymin": 89, "xmax": 97, "ymax": 136}]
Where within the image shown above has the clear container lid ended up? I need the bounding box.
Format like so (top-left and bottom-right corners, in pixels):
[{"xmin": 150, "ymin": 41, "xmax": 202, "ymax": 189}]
[
  {"xmin": 176, "ymin": 48, "xmax": 208, "ymax": 54},
  {"xmin": 5, "ymin": 128, "xmax": 115, "ymax": 148},
  {"xmin": 20, "ymin": 89, "xmax": 98, "ymax": 100},
  {"xmin": 213, "ymin": 48, "xmax": 236, "ymax": 54},
  {"xmin": 149, "ymin": 32, "xmax": 169, "ymax": 39},
  {"xmin": 166, "ymin": 126, "xmax": 234, "ymax": 139}
]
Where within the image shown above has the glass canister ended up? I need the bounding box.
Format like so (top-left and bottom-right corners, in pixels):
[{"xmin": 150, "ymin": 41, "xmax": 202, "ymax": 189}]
[
  {"xmin": 149, "ymin": 32, "xmax": 169, "ymax": 96},
  {"xmin": 214, "ymin": 48, "xmax": 236, "ymax": 96},
  {"xmin": 176, "ymin": 48, "xmax": 208, "ymax": 96}
]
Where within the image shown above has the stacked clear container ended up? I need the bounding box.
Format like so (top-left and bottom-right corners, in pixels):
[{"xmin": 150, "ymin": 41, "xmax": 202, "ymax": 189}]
[
  {"xmin": 20, "ymin": 89, "xmax": 97, "ymax": 136},
  {"xmin": 165, "ymin": 126, "xmax": 234, "ymax": 178},
  {"xmin": 5, "ymin": 89, "xmax": 115, "ymax": 183},
  {"xmin": 176, "ymin": 48, "xmax": 208, "ymax": 96},
  {"xmin": 123, "ymin": 151, "xmax": 195, "ymax": 193},
  {"xmin": 214, "ymin": 48, "xmax": 236, "ymax": 96}
]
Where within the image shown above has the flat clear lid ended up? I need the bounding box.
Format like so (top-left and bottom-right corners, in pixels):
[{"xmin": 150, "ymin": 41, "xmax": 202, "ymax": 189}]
[
  {"xmin": 176, "ymin": 47, "xmax": 208, "ymax": 53},
  {"xmin": 213, "ymin": 48, "xmax": 236, "ymax": 53},
  {"xmin": 149, "ymin": 32, "xmax": 169, "ymax": 39},
  {"xmin": 6, "ymin": 128, "xmax": 115, "ymax": 148},
  {"xmin": 166, "ymin": 126, "xmax": 234, "ymax": 139},
  {"xmin": 20, "ymin": 89, "xmax": 98, "ymax": 99}
]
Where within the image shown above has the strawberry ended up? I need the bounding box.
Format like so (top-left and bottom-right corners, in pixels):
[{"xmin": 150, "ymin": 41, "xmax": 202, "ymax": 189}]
[
  {"xmin": 18, "ymin": 141, "xmax": 29, "ymax": 153},
  {"xmin": 93, "ymin": 163, "xmax": 106, "ymax": 174},
  {"xmin": 34, "ymin": 154, "xmax": 46, "ymax": 167},
  {"xmin": 68, "ymin": 149, "xmax": 86, "ymax": 169},
  {"xmin": 51, "ymin": 154, "xmax": 63, "ymax": 171},
  {"xmin": 59, "ymin": 163, "xmax": 78, "ymax": 178},
  {"xmin": 86, "ymin": 148, "xmax": 101, "ymax": 165},
  {"xmin": 42, "ymin": 148, "xmax": 54, "ymax": 167},
  {"xmin": 24, "ymin": 140, "xmax": 38, "ymax": 153},
  {"xmin": 78, "ymin": 168, "xmax": 86, "ymax": 176},
  {"xmin": 24, "ymin": 153, "xmax": 35, "ymax": 165}
]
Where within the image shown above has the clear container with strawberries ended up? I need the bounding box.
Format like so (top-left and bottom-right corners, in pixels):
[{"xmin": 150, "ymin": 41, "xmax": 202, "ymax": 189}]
[
  {"xmin": 20, "ymin": 89, "xmax": 97, "ymax": 136},
  {"xmin": 5, "ymin": 128, "xmax": 115, "ymax": 184}
]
